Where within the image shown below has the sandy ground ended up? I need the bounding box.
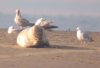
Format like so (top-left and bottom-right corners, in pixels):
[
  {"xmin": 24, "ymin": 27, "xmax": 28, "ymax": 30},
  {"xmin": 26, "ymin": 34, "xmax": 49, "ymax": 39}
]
[{"xmin": 0, "ymin": 28, "xmax": 100, "ymax": 68}]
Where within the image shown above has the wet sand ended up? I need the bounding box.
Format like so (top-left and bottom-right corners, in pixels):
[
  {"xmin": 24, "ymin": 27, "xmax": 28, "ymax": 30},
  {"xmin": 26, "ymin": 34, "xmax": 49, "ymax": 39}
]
[{"xmin": 0, "ymin": 28, "xmax": 100, "ymax": 68}]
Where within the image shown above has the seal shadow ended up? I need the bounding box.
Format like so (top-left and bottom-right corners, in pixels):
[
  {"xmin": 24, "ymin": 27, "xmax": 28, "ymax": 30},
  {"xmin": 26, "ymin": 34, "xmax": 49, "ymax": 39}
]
[
  {"xmin": 27, "ymin": 43, "xmax": 95, "ymax": 50},
  {"xmin": 49, "ymin": 45, "xmax": 96, "ymax": 50}
]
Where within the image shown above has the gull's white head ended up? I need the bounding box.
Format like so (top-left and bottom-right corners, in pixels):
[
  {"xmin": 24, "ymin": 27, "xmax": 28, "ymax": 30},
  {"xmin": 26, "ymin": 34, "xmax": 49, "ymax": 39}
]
[
  {"xmin": 38, "ymin": 18, "xmax": 45, "ymax": 22},
  {"xmin": 8, "ymin": 26, "xmax": 16, "ymax": 34},
  {"xmin": 35, "ymin": 18, "xmax": 45, "ymax": 25},
  {"xmin": 76, "ymin": 27, "xmax": 80, "ymax": 31},
  {"xmin": 16, "ymin": 9, "xmax": 20, "ymax": 15}
]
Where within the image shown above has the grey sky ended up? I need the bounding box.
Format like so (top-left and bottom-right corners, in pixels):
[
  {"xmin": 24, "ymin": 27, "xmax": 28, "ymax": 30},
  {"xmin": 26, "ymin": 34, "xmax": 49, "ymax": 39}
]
[{"xmin": 0, "ymin": 0, "xmax": 100, "ymax": 16}]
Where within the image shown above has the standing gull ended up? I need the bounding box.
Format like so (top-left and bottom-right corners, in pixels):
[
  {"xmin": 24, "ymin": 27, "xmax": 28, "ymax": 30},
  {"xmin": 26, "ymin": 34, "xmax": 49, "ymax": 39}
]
[
  {"xmin": 14, "ymin": 9, "xmax": 34, "ymax": 28},
  {"xmin": 76, "ymin": 27, "xmax": 93, "ymax": 44},
  {"xmin": 35, "ymin": 18, "xmax": 58, "ymax": 30}
]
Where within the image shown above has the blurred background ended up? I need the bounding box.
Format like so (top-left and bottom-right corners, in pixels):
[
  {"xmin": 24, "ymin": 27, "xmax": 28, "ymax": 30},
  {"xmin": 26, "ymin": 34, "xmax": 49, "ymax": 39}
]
[{"xmin": 0, "ymin": 0, "xmax": 100, "ymax": 31}]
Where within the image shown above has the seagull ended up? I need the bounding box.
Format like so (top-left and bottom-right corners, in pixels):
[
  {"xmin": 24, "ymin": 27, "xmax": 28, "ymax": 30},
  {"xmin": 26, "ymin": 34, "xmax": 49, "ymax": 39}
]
[
  {"xmin": 8, "ymin": 26, "xmax": 17, "ymax": 34},
  {"xmin": 35, "ymin": 18, "xmax": 58, "ymax": 30},
  {"xmin": 14, "ymin": 9, "xmax": 34, "ymax": 29},
  {"xmin": 76, "ymin": 27, "xmax": 93, "ymax": 44},
  {"xmin": 8, "ymin": 26, "xmax": 22, "ymax": 34},
  {"xmin": 17, "ymin": 25, "xmax": 49, "ymax": 48}
]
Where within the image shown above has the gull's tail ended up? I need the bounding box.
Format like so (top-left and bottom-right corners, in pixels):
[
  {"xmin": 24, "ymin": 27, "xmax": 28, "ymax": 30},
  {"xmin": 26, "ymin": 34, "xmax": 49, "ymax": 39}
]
[
  {"xmin": 28, "ymin": 23, "xmax": 34, "ymax": 26},
  {"xmin": 43, "ymin": 25, "xmax": 58, "ymax": 29}
]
